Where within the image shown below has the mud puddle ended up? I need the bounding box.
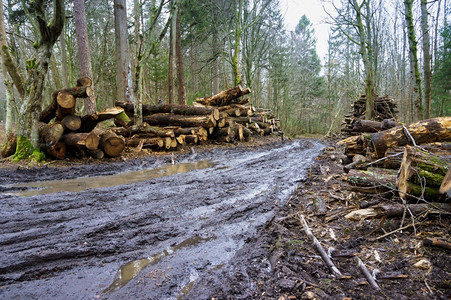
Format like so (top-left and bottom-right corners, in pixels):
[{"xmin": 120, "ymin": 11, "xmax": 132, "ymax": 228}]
[
  {"xmin": 104, "ymin": 234, "xmax": 217, "ymax": 294},
  {"xmin": 0, "ymin": 139, "xmax": 323, "ymax": 300},
  {"xmin": 6, "ymin": 160, "xmax": 215, "ymax": 197}
]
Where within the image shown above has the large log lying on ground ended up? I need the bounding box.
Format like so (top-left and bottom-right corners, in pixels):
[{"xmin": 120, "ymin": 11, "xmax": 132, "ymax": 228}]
[
  {"xmin": 340, "ymin": 117, "xmax": 451, "ymax": 157},
  {"xmin": 143, "ymin": 113, "xmax": 216, "ymax": 128},
  {"xmin": 195, "ymin": 85, "xmax": 251, "ymax": 106},
  {"xmin": 345, "ymin": 202, "xmax": 451, "ymax": 221},
  {"xmin": 347, "ymin": 166, "xmax": 444, "ymax": 200},
  {"xmin": 371, "ymin": 117, "xmax": 451, "ymax": 157},
  {"xmin": 398, "ymin": 145, "xmax": 449, "ymax": 200},
  {"xmin": 115, "ymin": 101, "xmax": 220, "ymax": 120}
]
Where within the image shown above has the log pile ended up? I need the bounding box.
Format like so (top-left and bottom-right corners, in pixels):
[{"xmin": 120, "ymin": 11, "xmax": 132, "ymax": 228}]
[
  {"xmin": 36, "ymin": 77, "xmax": 127, "ymax": 160},
  {"xmin": 342, "ymin": 95, "xmax": 398, "ymax": 136},
  {"xmin": 114, "ymin": 85, "xmax": 280, "ymax": 150},
  {"xmin": 2, "ymin": 82, "xmax": 279, "ymax": 161}
]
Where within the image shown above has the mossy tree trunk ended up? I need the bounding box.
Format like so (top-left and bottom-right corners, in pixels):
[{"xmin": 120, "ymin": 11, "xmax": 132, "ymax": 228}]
[{"xmin": 0, "ymin": 0, "xmax": 65, "ymax": 151}]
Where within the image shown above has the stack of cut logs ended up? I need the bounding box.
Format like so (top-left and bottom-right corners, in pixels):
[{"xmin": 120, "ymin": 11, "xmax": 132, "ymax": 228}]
[
  {"xmin": 342, "ymin": 95, "xmax": 399, "ymax": 136},
  {"xmin": 338, "ymin": 116, "xmax": 451, "ymax": 203},
  {"xmin": 114, "ymin": 85, "xmax": 280, "ymax": 150},
  {"xmin": 37, "ymin": 77, "xmax": 130, "ymax": 159},
  {"xmin": 6, "ymin": 82, "xmax": 279, "ymax": 160}
]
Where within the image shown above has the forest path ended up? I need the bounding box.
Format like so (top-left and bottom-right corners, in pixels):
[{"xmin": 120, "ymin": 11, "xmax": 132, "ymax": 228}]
[{"xmin": 0, "ymin": 139, "xmax": 323, "ymax": 299}]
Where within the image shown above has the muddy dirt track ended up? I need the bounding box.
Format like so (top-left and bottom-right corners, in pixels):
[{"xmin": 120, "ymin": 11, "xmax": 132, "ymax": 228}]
[{"xmin": 0, "ymin": 139, "xmax": 323, "ymax": 299}]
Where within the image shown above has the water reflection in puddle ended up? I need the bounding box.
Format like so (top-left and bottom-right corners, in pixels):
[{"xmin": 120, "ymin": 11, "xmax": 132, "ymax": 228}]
[
  {"xmin": 8, "ymin": 160, "xmax": 215, "ymax": 197},
  {"xmin": 103, "ymin": 235, "xmax": 217, "ymax": 294}
]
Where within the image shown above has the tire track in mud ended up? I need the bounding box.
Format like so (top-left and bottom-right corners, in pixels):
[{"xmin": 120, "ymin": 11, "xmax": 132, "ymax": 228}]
[{"xmin": 0, "ymin": 139, "xmax": 323, "ymax": 299}]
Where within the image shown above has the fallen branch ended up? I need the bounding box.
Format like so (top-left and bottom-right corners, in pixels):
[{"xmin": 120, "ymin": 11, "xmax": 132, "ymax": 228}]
[
  {"xmin": 423, "ymin": 238, "xmax": 451, "ymax": 251},
  {"xmin": 355, "ymin": 257, "xmax": 380, "ymax": 290},
  {"xmin": 299, "ymin": 214, "xmax": 342, "ymax": 277}
]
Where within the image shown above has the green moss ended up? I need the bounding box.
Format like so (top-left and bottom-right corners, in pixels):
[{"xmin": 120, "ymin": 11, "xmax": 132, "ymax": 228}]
[
  {"xmin": 416, "ymin": 169, "xmax": 445, "ymax": 186},
  {"xmin": 30, "ymin": 149, "xmax": 46, "ymax": 163},
  {"xmin": 407, "ymin": 182, "xmax": 439, "ymax": 198},
  {"xmin": 12, "ymin": 135, "xmax": 33, "ymax": 162}
]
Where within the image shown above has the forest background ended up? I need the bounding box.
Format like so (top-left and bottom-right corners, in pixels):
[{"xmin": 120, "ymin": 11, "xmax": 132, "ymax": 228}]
[{"xmin": 0, "ymin": 0, "xmax": 450, "ymax": 139}]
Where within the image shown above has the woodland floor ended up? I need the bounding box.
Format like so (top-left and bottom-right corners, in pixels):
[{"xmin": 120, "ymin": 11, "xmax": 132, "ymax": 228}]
[{"xmin": 0, "ymin": 123, "xmax": 449, "ymax": 299}]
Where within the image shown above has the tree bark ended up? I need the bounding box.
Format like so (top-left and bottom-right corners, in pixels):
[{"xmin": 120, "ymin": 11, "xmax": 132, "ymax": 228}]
[
  {"xmin": 79, "ymin": 107, "xmax": 128, "ymax": 133},
  {"xmin": 345, "ymin": 203, "xmax": 451, "ymax": 221},
  {"xmin": 114, "ymin": 0, "xmax": 133, "ymax": 104},
  {"xmin": 39, "ymin": 122, "xmax": 65, "ymax": 148},
  {"xmin": 74, "ymin": 0, "xmax": 97, "ymax": 115},
  {"xmin": 143, "ymin": 113, "xmax": 216, "ymax": 128},
  {"xmin": 115, "ymin": 101, "xmax": 220, "ymax": 120},
  {"xmin": 127, "ymin": 136, "xmax": 164, "ymax": 148},
  {"xmin": 404, "ymin": 0, "xmax": 423, "ymax": 120},
  {"xmin": 196, "ymin": 85, "xmax": 251, "ymax": 106},
  {"xmin": 398, "ymin": 145, "xmax": 449, "ymax": 199},
  {"xmin": 175, "ymin": 0, "xmax": 186, "ymax": 105},
  {"xmin": 45, "ymin": 141, "xmax": 66, "ymax": 160},
  {"xmin": 168, "ymin": 2, "xmax": 176, "ymax": 104},
  {"xmin": 62, "ymin": 132, "xmax": 99, "ymax": 151},
  {"xmin": 92, "ymin": 128, "xmax": 125, "ymax": 157},
  {"xmin": 420, "ymin": 0, "xmax": 432, "ymax": 119},
  {"xmin": 371, "ymin": 117, "xmax": 451, "ymax": 157},
  {"xmin": 112, "ymin": 123, "xmax": 175, "ymax": 138}
]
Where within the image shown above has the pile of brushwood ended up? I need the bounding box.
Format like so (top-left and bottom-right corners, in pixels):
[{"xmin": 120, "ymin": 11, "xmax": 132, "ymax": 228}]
[
  {"xmin": 1, "ymin": 79, "xmax": 280, "ymax": 161},
  {"xmin": 342, "ymin": 95, "xmax": 399, "ymax": 136}
]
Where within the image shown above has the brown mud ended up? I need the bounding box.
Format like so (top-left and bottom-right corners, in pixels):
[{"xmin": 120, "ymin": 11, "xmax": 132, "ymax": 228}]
[{"xmin": 0, "ymin": 136, "xmax": 449, "ymax": 299}]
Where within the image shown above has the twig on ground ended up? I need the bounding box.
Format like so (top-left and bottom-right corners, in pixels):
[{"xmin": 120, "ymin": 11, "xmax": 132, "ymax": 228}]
[
  {"xmin": 370, "ymin": 223, "xmax": 417, "ymax": 241},
  {"xmin": 355, "ymin": 256, "xmax": 380, "ymax": 290},
  {"xmin": 298, "ymin": 214, "xmax": 342, "ymax": 277},
  {"xmin": 366, "ymin": 152, "xmax": 403, "ymax": 167}
]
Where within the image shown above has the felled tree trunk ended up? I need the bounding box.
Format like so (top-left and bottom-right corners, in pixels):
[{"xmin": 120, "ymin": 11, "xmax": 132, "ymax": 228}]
[
  {"xmin": 62, "ymin": 132, "xmax": 99, "ymax": 151},
  {"xmin": 39, "ymin": 122, "xmax": 65, "ymax": 148},
  {"xmin": 371, "ymin": 117, "xmax": 451, "ymax": 157},
  {"xmin": 61, "ymin": 115, "xmax": 81, "ymax": 131},
  {"xmin": 345, "ymin": 203, "xmax": 451, "ymax": 221},
  {"xmin": 195, "ymin": 85, "xmax": 251, "ymax": 106},
  {"xmin": 127, "ymin": 136, "xmax": 164, "ymax": 148},
  {"xmin": 347, "ymin": 168, "xmax": 397, "ymax": 194},
  {"xmin": 45, "ymin": 142, "xmax": 67, "ymax": 160},
  {"xmin": 79, "ymin": 107, "xmax": 128, "ymax": 132},
  {"xmin": 183, "ymin": 134, "xmax": 198, "ymax": 144},
  {"xmin": 143, "ymin": 113, "xmax": 216, "ymax": 128},
  {"xmin": 115, "ymin": 101, "xmax": 220, "ymax": 120},
  {"xmin": 1, "ymin": 133, "xmax": 17, "ymax": 158},
  {"xmin": 112, "ymin": 123, "xmax": 175, "ymax": 138},
  {"xmin": 398, "ymin": 145, "xmax": 449, "ymax": 200},
  {"xmin": 92, "ymin": 128, "xmax": 125, "ymax": 157},
  {"xmin": 39, "ymin": 85, "xmax": 92, "ymax": 123}
]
